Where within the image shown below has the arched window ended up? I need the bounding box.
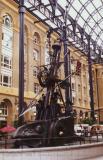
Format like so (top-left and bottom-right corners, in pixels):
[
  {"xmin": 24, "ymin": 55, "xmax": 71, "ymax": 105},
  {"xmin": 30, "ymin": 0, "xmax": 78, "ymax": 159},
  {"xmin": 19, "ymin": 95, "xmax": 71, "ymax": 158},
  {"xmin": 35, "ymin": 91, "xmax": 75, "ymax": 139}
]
[
  {"xmin": 0, "ymin": 101, "xmax": 7, "ymax": 116},
  {"xmin": 33, "ymin": 66, "xmax": 38, "ymax": 78},
  {"xmin": 45, "ymin": 41, "xmax": 50, "ymax": 66},
  {"xmin": 2, "ymin": 14, "xmax": 13, "ymax": 49},
  {"xmin": 85, "ymin": 112, "xmax": 88, "ymax": 119},
  {"xmin": 1, "ymin": 14, "xmax": 13, "ymax": 87},
  {"xmin": 33, "ymin": 49, "xmax": 39, "ymax": 61},
  {"xmin": 79, "ymin": 110, "xmax": 83, "ymax": 119},
  {"xmin": 33, "ymin": 32, "xmax": 40, "ymax": 45},
  {"xmin": 3, "ymin": 14, "xmax": 12, "ymax": 27}
]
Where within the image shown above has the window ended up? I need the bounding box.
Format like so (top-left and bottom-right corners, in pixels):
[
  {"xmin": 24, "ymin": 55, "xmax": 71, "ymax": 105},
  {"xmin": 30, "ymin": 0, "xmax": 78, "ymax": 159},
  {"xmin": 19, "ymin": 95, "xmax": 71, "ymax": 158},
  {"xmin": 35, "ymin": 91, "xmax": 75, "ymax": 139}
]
[
  {"xmin": 85, "ymin": 112, "xmax": 88, "ymax": 119},
  {"xmin": 33, "ymin": 32, "xmax": 40, "ymax": 45},
  {"xmin": 0, "ymin": 102, "xmax": 7, "ymax": 116},
  {"xmin": 33, "ymin": 49, "xmax": 39, "ymax": 61},
  {"xmin": 1, "ymin": 14, "xmax": 13, "ymax": 88},
  {"xmin": 34, "ymin": 83, "xmax": 39, "ymax": 94},
  {"xmin": 0, "ymin": 74, "xmax": 11, "ymax": 87},
  {"xmin": 72, "ymin": 97, "xmax": 75, "ymax": 104},
  {"xmin": 3, "ymin": 15, "xmax": 12, "ymax": 27},
  {"xmin": 33, "ymin": 67, "xmax": 38, "ymax": 77},
  {"xmin": 78, "ymin": 84, "xmax": 81, "ymax": 92},
  {"xmin": 2, "ymin": 15, "xmax": 13, "ymax": 50},
  {"xmin": 1, "ymin": 55, "xmax": 12, "ymax": 69},
  {"xmin": 72, "ymin": 83, "xmax": 75, "ymax": 91},
  {"xmin": 79, "ymin": 110, "xmax": 83, "ymax": 119}
]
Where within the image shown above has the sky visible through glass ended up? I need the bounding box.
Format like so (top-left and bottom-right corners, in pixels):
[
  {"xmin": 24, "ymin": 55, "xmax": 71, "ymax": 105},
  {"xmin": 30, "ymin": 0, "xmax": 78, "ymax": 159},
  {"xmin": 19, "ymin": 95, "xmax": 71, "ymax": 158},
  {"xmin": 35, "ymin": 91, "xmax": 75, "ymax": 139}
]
[{"xmin": 23, "ymin": 0, "xmax": 103, "ymax": 47}]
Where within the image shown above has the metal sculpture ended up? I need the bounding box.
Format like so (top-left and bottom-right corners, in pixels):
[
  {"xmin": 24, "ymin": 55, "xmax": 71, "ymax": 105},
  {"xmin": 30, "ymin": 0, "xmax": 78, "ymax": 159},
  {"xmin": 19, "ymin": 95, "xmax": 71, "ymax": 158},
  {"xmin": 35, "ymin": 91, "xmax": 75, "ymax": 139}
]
[{"xmin": 13, "ymin": 30, "xmax": 75, "ymax": 148}]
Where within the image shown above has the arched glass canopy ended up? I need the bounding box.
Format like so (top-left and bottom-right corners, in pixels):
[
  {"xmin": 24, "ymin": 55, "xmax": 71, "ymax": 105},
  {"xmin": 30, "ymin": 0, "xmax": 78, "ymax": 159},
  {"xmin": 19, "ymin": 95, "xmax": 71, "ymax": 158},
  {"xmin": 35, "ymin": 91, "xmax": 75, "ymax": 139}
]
[{"xmin": 14, "ymin": 0, "xmax": 103, "ymax": 62}]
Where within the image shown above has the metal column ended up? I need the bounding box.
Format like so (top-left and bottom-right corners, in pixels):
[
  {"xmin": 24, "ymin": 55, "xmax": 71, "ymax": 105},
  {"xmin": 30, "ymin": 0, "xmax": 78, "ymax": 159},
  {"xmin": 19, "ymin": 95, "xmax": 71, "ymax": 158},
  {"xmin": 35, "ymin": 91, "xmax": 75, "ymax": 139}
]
[
  {"xmin": 96, "ymin": 68, "xmax": 100, "ymax": 123},
  {"xmin": 18, "ymin": 0, "xmax": 25, "ymax": 125},
  {"xmin": 63, "ymin": 26, "xmax": 72, "ymax": 116},
  {"xmin": 87, "ymin": 36, "xmax": 95, "ymax": 121}
]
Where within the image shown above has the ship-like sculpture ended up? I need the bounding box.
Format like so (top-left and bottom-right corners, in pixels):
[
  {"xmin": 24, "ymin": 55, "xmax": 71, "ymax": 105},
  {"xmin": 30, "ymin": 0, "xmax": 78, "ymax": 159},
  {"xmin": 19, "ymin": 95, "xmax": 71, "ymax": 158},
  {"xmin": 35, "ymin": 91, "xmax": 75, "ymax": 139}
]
[{"xmin": 13, "ymin": 31, "xmax": 75, "ymax": 148}]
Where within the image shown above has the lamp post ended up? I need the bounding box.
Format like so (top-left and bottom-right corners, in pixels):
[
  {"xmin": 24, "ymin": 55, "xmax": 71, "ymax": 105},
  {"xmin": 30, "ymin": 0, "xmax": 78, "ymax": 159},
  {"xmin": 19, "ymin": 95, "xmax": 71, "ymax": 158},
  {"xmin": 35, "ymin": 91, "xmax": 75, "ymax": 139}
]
[{"xmin": 18, "ymin": 0, "xmax": 25, "ymax": 126}]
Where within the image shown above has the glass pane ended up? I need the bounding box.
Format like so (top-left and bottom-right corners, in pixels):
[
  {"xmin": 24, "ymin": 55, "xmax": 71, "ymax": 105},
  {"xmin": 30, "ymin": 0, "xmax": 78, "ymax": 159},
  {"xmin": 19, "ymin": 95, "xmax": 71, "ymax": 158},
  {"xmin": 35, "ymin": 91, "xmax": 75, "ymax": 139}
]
[
  {"xmin": 86, "ymin": 3, "xmax": 95, "ymax": 14},
  {"xmin": 93, "ymin": 13, "xmax": 101, "ymax": 22},
  {"xmin": 3, "ymin": 76, "xmax": 8, "ymax": 83},
  {"xmin": 99, "ymin": 22, "xmax": 103, "ymax": 29},
  {"xmin": 85, "ymin": 26, "xmax": 92, "ymax": 34},
  {"xmin": 92, "ymin": 33, "xmax": 97, "ymax": 40},
  {"xmin": 69, "ymin": 7, "xmax": 77, "ymax": 19},
  {"xmin": 72, "ymin": 1, "xmax": 83, "ymax": 11},
  {"xmin": 92, "ymin": 1, "xmax": 102, "ymax": 8},
  {"xmin": 58, "ymin": 0, "xmax": 67, "ymax": 9},
  {"xmin": 78, "ymin": 17, "xmax": 85, "ymax": 27},
  {"xmin": 88, "ymin": 19, "xmax": 96, "ymax": 28},
  {"xmin": 4, "ymin": 56, "xmax": 9, "ymax": 64},
  {"xmin": 80, "ymin": 10, "xmax": 90, "ymax": 20},
  {"xmin": 94, "ymin": 27, "xmax": 101, "ymax": 34},
  {"xmin": 79, "ymin": 0, "xmax": 89, "ymax": 5}
]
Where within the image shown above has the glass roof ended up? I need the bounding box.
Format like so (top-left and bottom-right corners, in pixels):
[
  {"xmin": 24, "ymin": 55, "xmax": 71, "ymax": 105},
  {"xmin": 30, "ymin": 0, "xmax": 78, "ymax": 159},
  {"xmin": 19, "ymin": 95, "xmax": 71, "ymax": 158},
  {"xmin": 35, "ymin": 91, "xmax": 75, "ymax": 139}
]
[
  {"xmin": 14, "ymin": 0, "xmax": 103, "ymax": 60},
  {"xmin": 67, "ymin": 0, "xmax": 103, "ymax": 46},
  {"xmin": 22, "ymin": 0, "xmax": 103, "ymax": 47}
]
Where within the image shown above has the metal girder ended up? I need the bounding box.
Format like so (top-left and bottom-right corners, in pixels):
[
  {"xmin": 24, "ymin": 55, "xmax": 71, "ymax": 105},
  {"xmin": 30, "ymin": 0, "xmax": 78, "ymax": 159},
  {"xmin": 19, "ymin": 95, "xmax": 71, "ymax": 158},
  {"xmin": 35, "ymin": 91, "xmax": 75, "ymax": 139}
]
[{"xmin": 13, "ymin": 0, "xmax": 103, "ymax": 63}]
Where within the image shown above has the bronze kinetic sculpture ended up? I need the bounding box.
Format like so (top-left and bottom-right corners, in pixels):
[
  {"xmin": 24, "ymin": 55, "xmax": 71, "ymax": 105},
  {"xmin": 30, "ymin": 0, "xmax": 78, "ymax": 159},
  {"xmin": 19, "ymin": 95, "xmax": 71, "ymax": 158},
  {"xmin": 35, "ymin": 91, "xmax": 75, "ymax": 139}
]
[{"xmin": 13, "ymin": 30, "xmax": 75, "ymax": 148}]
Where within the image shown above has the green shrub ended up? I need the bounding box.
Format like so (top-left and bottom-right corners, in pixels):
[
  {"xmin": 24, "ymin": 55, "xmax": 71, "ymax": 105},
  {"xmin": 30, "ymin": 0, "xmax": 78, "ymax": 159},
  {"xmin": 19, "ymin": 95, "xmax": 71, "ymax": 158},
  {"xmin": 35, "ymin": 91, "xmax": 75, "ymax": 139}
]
[{"xmin": 81, "ymin": 118, "xmax": 95, "ymax": 125}]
